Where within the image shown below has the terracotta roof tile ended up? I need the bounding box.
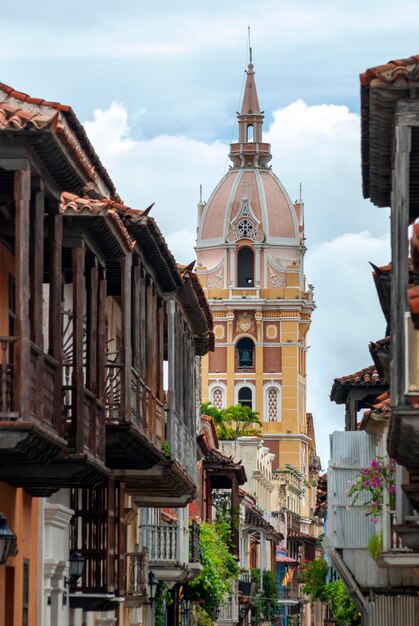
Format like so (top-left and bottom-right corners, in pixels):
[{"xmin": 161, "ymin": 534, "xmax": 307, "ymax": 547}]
[
  {"xmin": 360, "ymin": 55, "xmax": 419, "ymax": 87},
  {"xmin": 330, "ymin": 364, "xmax": 384, "ymax": 404},
  {"xmin": 0, "ymin": 82, "xmax": 116, "ymax": 198},
  {"xmin": 59, "ymin": 192, "xmax": 136, "ymax": 252},
  {"xmin": 334, "ymin": 364, "xmax": 381, "ymax": 388}
]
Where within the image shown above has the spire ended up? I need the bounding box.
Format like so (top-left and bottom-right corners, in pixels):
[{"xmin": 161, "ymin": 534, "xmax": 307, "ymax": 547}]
[
  {"xmin": 229, "ymin": 49, "xmax": 271, "ymax": 169},
  {"xmin": 240, "ymin": 60, "xmax": 261, "ymax": 116}
]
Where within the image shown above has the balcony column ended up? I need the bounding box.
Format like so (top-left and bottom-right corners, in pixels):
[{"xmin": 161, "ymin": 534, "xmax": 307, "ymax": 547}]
[
  {"xmin": 14, "ymin": 167, "xmax": 31, "ymax": 417},
  {"xmin": 72, "ymin": 245, "xmax": 86, "ymax": 453},
  {"xmin": 97, "ymin": 269, "xmax": 107, "ymax": 406},
  {"xmin": 121, "ymin": 252, "xmax": 133, "ymax": 420},
  {"xmin": 49, "ymin": 210, "xmax": 63, "ymax": 432},
  {"xmin": 259, "ymin": 529, "xmax": 266, "ymax": 590},
  {"xmin": 87, "ymin": 260, "xmax": 98, "ymax": 396},
  {"xmin": 231, "ymin": 477, "xmax": 240, "ymax": 555},
  {"xmin": 30, "ymin": 178, "xmax": 45, "ymax": 348},
  {"xmin": 132, "ymin": 261, "xmax": 141, "ymax": 373},
  {"xmin": 166, "ymin": 297, "xmax": 176, "ymax": 412},
  {"xmin": 391, "ymin": 121, "xmax": 411, "ymax": 405}
]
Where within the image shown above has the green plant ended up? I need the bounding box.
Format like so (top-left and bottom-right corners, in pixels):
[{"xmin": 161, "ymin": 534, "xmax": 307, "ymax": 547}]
[
  {"xmin": 299, "ymin": 560, "xmax": 361, "ymax": 626},
  {"xmin": 250, "ymin": 569, "xmax": 279, "ymax": 622},
  {"xmin": 154, "ymin": 582, "xmax": 173, "ymax": 626},
  {"xmin": 347, "ymin": 457, "xmax": 395, "ymax": 523},
  {"xmin": 368, "ymin": 532, "xmax": 383, "ymax": 559},
  {"xmin": 184, "ymin": 520, "xmax": 239, "ymax": 622},
  {"xmin": 161, "ymin": 440, "xmax": 171, "ymax": 456}
]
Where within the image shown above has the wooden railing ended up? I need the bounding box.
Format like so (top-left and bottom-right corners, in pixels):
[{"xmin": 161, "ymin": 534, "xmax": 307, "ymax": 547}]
[
  {"xmin": 0, "ymin": 337, "xmax": 17, "ymax": 418},
  {"xmin": 142, "ymin": 524, "xmax": 179, "ymax": 563},
  {"xmin": 125, "ymin": 549, "xmax": 148, "ymax": 606},
  {"xmin": 167, "ymin": 413, "xmax": 196, "ymax": 482}
]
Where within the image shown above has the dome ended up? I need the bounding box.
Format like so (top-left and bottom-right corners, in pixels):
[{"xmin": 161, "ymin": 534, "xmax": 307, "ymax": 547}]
[{"xmin": 198, "ymin": 167, "xmax": 298, "ymax": 244}]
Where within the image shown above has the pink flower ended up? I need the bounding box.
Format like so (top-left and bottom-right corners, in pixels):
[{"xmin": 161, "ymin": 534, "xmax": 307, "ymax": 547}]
[
  {"xmin": 364, "ymin": 480, "xmax": 371, "ymax": 487},
  {"xmin": 371, "ymin": 459, "xmax": 379, "ymax": 469},
  {"xmin": 372, "ymin": 478, "xmax": 381, "ymax": 488},
  {"xmin": 389, "ymin": 485, "xmax": 396, "ymax": 493},
  {"xmin": 370, "ymin": 516, "xmax": 379, "ymax": 524}
]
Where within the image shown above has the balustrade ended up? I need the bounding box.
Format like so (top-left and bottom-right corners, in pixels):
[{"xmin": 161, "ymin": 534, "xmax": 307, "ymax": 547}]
[
  {"xmin": 142, "ymin": 524, "xmax": 179, "ymax": 563},
  {"xmin": 125, "ymin": 549, "xmax": 148, "ymax": 605},
  {"xmin": 0, "ymin": 337, "xmax": 17, "ymax": 417}
]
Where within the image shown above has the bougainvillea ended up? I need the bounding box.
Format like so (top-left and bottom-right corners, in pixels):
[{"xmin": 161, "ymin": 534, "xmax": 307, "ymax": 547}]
[{"xmin": 347, "ymin": 457, "xmax": 395, "ymax": 523}]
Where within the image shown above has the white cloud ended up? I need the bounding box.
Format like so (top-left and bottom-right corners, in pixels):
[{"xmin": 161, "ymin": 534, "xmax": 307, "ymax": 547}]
[
  {"xmin": 306, "ymin": 231, "xmax": 390, "ymax": 466},
  {"xmin": 266, "ymin": 100, "xmax": 389, "ymax": 244}
]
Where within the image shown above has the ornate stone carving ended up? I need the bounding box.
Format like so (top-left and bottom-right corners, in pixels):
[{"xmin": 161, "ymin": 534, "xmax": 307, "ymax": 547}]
[
  {"xmin": 207, "ymin": 267, "xmax": 224, "ymax": 288},
  {"xmin": 236, "ymin": 313, "xmax": 254, "ymax": 334},
  {"xmin": 214, "ymin": 324, "xmax": 225, "ymax": 341},
  {"xmin": 265, "ymin": 324, "xmax": 278, "ymax": 340},
  {"xmin": 226, "ymin": 197, "xmax": 264, "ymax": 243}
]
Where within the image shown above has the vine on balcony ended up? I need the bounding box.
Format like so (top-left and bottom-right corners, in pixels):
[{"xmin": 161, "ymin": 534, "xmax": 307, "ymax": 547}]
[{"xmin": 184, "ymin": 520, "xmax": 239, "ymax": 625}]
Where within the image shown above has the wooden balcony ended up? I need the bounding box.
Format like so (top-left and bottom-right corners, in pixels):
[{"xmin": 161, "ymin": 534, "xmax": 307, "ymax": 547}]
[
  {"xmin": 105, "ymin": 363, "xmax": 165, "ymax": 471},
  {"xmin": 128, "ymin": 412, "xmax": 197, "ymax": 506},
  {"xmin": 125, "ymin": 549, "xmax": 149, "ymax": 608},
  {"xmin": 0, "ymin": 337, "xmax": 66, "ymax": 484},
  {"xmin": 216, "ymin": 582, "xmax": 239, "ymax": 625}
]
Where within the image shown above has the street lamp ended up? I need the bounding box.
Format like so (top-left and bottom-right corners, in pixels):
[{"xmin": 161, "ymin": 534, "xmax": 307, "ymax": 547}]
[
  {"xmin": 148, "ymin": 570, "xmax": 159, "ymax": 606},
  {"xmin": 0, "ymin": 513, "xmax": 16, "ymax": 566},
  {"xmin": 64, "ymin": 551, "xmax": 85, "ymax": 588}
]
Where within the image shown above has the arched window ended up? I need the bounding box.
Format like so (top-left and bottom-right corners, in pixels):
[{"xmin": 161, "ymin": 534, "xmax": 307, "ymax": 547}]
[
  {"xmin": 212, "ymin": 387, "xmax": 223, "ymax": 410},
  {"xmin": 237, "ymin": 337, "xmax": 254, "ymax": 369},
  {"xmin": 237, "ymin": 247, "xmax": 254, "ymax": 287},
  {"xmin": 238, "ymin": 386, "xmax": 252, "ymax": 408},
  {"xmin": 247, "ymin": 124, "xmax": 254, "ymax": 142},
  {"xmin": 263, "ymin": 383, "xmax": 281, "ymax": 422}
]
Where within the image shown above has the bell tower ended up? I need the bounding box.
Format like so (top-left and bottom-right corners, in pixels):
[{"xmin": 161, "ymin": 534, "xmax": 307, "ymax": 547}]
[{"xmin": 195, "ymin": 56, "xmax": 315, "ymax": 499}]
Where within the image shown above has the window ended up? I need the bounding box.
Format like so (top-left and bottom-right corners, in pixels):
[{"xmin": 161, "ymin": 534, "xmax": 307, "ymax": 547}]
[
  {"xmin": 247, "ymin": 124, "xmax": 254, "ymax": 142},
  {"xmin": 237, "ymin": 247, "xmax": 254, "ymax": 287},
  {"xmin": 238, "ymin": 386, "xmax": 252, "ymax": 408},
  {"xmin": 22, "ymin": 559, "xmax": 29, "ymax": 626},
  {"xmin": 212, "ymin": 387, "xmax": 223, "ymax": 410},
  {"xmin": 264, "ymin": 383, "xmax": 281, "ymax": 422},
  {"xmin": 237, "ymin": 337, "xmax": 254, "ymax": 369}
]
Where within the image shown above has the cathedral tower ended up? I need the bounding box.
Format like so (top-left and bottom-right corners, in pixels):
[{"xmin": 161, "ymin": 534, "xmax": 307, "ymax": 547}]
[{"xmin": 195, "ymin": 57, "xmax": 315, "ymax": 476}]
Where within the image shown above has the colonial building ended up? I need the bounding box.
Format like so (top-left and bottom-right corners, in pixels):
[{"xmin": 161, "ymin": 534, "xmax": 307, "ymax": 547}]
[{"xmin": 0, "ymin": 82, "xmax": 212, "ymax": 626}]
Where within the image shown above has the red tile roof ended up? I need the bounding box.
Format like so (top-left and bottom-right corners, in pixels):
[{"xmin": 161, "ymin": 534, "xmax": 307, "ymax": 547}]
[
  {"xmin": 334, "ymin": 364, "xmax": 381, "ymax": 388},
  {"xmin": 331, "ymin": 365, "xmax": 383, "ymax": 404},
  {"xmin": 359, "ymin": 391, "xmax": 391, "ymax": 431},
  {"xmin": 0, "ymin": 82, "xmax": 117, "ymax": 198},
  {"xmin": 360, "ymin": 55, "xmax": 419, "ymax": 87},
  {"xmin": 59, "ymin": 191, "xmax": 136, "ymax": 252}
]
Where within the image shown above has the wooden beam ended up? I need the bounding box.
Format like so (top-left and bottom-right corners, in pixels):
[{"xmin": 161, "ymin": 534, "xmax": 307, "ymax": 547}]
[
  {"xmin": 390, "ymin": 122, "xmax": 411, "ymax": 406},
  {"xmin": 97, "ymin": 270, "xmax": 107, "ymax": 406},
  {"xmin": 14, "ymin": 168, "xmax": 31, "ymax": 417},
  {"xmin": 121, "ymin": 253, "xmax": 132, "ymax": 421},
  {"xmin": 48, "ymin": 212, "xmax": 63, "ymax": 360},
  {"xmin": 87, "ymin": 261, "xmax": 98, "ymax": 395},
  {"xmin": 31, "ymin": 180, "xmax": 45, "ymax": 347},
  {"xmin": 72, "ymin": 245, "xmax": 86, "ymax": 454}
]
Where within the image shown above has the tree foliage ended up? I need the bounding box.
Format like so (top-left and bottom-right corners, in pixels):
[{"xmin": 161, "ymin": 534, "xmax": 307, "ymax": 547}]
[
  {"xmin": 201, "ymin": 402, "xmax": 262, "ymax": 440},
  {"xmin": 299, "ymin": 559, "xmax": 361, "ymax": 626}
]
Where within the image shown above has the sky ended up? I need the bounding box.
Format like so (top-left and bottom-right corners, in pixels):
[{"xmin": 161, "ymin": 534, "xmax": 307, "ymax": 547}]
[{"xmin": 2, "ymin": 0, "xmax": 417, "ymax": 465}]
